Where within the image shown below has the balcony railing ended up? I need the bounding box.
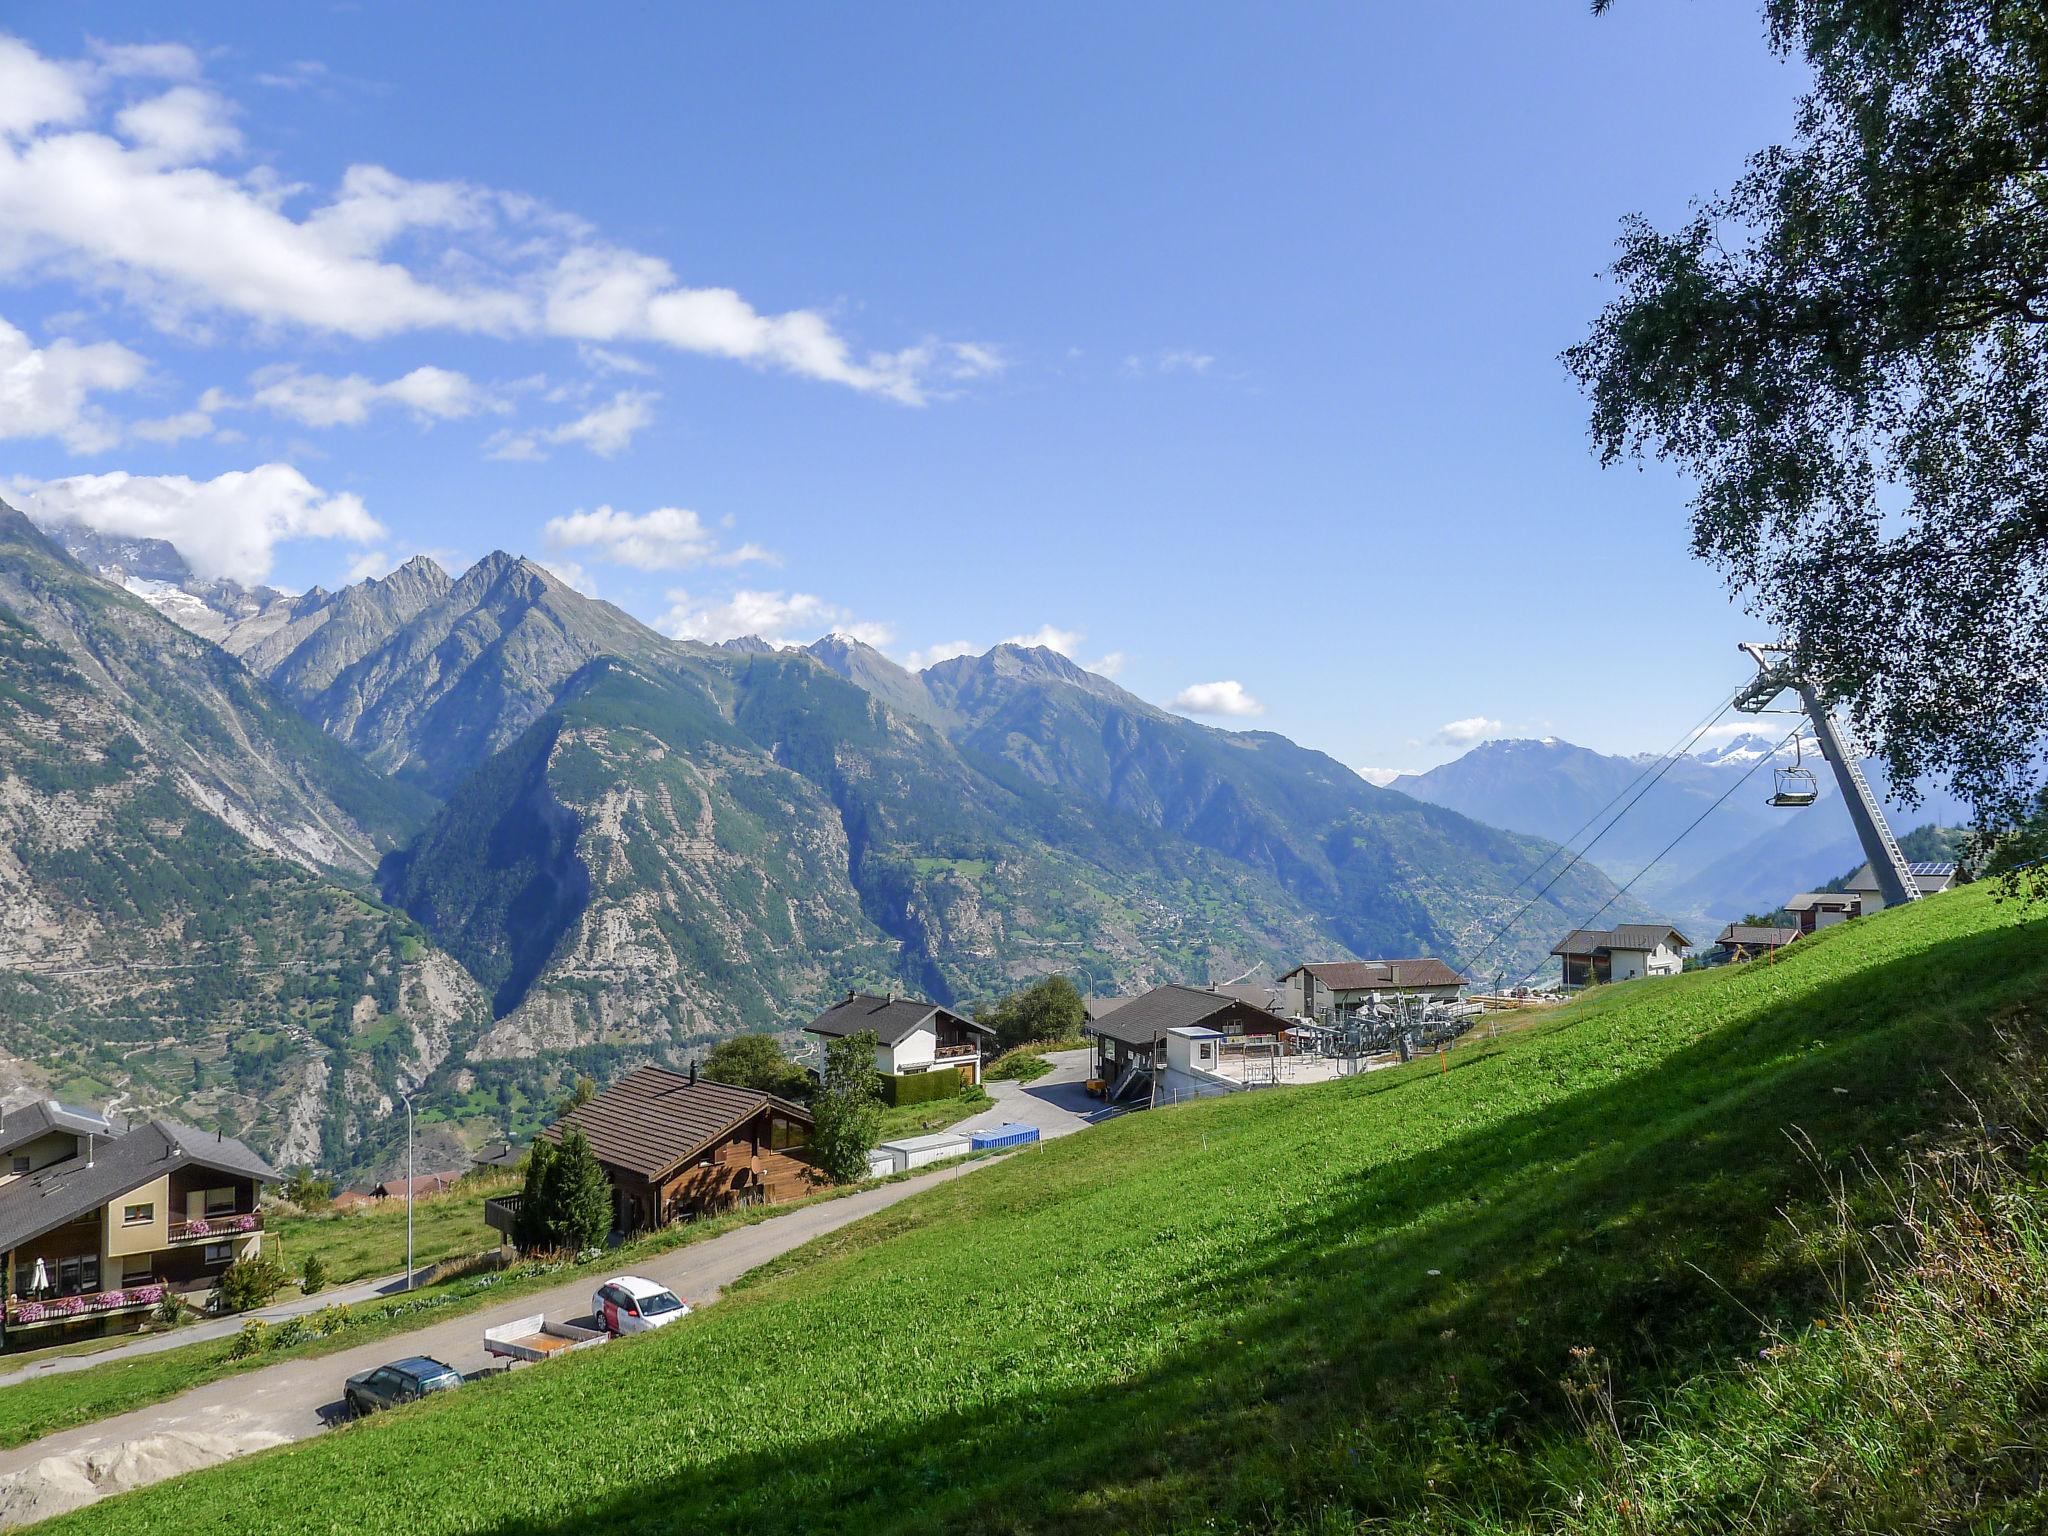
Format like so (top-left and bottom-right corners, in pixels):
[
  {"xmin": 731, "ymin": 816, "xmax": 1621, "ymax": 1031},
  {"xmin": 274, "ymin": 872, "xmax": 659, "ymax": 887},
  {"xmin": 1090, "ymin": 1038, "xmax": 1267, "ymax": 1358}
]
[
  {"xmin": 483, "ymin": 1194, "xmax": 523, "ymax": 1236},
  {"xmin": 168, "ymin": 1211, "xmax": 262, "ymax": 1242},
  {"xmin": 7, "ymin": 1282, "xmax": 165, "ymax": 1327},
  {"xmin": 933, "ymin": 1043, "xmax": 981, "ymax": 1060}
]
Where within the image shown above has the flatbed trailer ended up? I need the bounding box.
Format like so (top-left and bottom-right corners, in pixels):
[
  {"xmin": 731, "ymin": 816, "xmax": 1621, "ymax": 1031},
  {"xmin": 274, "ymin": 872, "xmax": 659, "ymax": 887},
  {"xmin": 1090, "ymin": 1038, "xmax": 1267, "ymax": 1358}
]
[{"xmin": 483, "ymin": 1313, "xmax": 606, "ymax": 1364}]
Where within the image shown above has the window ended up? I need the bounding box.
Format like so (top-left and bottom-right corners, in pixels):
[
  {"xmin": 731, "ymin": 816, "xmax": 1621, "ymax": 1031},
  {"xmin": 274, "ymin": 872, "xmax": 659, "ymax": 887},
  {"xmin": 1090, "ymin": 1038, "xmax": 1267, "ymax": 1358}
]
[
  {"xmin": 202, "ymin": 1242, "xmax": 233, "ymax": 1266},
  {"xmin": 9, "ymin": 1156, "xmax": 27, "ymax": 1175},
  {"xmin": 122, "ymin": 1261, "xmax": 153, "ymax": 1287},
  {"xmin": 203, "ymin": 1186, "xmax": 236, "ymax": 1217},
  {"xmin": 56, "ymin": 1255, "xmax": 99, "ymax": 1296},
  {"xmin": 122, "ymin": 1202, "xmax": 154, "ymax": 1226}
]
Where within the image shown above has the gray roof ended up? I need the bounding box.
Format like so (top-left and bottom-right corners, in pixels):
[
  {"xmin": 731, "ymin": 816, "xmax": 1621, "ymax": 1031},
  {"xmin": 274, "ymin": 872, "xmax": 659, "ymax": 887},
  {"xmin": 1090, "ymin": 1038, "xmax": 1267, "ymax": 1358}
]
[
  {"xmin": 1087, "ymin": 985, "xmax": 1284, "ymax": 1047},
  {"xmin": 1550, "ymin": 924, "xmax": 1691, "ymax": 957},
  {"xmin": 0, "ymin": 1117, "xmax": 277, "ymax": 1255},
  {"xmin": 1278, "ymin": 959, "xmax": 1465, "ymax": 991},
  {"xmin": 1847, "ymin": 860, "xmax": 1958, "ymax": 891},
  {"xmin": 803, "ymin": 993, "xmax": 991, "ymax": 1047},
  {"xmin": 1715, "ymin": 924, "xmax": 1800, "ymax": 948},
  {"xmin": 1782, "ymin": 891, "xmax": 1861, "ymax": 911},
  {"xmin": 0, "ymin": 1100, "xmax": 118, "ymax": 1158}
]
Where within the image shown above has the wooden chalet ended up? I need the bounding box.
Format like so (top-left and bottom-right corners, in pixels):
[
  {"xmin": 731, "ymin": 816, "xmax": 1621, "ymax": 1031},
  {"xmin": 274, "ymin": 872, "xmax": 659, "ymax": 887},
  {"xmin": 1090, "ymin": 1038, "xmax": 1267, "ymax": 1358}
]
[
  {"xmin": 488, "ymin": 1065, "xmax": 821, "ymax": 1240},
  {"xmin": 1086, "ymin": 985, "xmax": 1288, "ymax": 1101}
]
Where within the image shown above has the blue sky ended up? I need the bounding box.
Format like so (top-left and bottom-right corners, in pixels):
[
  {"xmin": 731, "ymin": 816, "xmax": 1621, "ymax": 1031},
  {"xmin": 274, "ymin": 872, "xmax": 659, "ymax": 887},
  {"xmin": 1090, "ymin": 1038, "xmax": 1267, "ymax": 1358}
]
[{"xmin": 0, "ymin": 3, "xmax": 1803, "ymax": 776}]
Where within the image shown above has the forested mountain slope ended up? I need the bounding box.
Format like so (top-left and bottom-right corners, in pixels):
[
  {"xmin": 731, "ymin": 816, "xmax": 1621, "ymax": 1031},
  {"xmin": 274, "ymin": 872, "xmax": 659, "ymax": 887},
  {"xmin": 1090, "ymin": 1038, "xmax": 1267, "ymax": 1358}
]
[{"xmin": 0, "ymin": 505, "xmax": 487, "ymax": 1172}]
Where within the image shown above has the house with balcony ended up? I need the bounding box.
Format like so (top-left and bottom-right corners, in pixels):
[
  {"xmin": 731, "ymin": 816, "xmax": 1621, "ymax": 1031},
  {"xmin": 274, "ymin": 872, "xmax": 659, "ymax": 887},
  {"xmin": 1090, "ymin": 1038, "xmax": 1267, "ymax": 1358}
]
[
  {"xmin": 1550, "ymin": 925, "xmax": 1692, "ymax": 989},
  {"xmin": 0, "ymin": 1101, "xmax": 276, "ymax": 1348},
  {"xmin": 1277, "ymin": 959, "xmax": 1465, "ymax": 1020},
  {"xmin": 804, "ymin": 992, "xmax": 994, "ymax": 1100}
]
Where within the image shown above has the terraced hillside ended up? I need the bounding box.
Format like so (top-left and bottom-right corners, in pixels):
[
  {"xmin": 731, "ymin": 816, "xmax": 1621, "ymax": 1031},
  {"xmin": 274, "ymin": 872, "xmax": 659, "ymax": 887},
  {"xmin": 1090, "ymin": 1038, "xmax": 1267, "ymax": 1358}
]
[{"xmin": 55, "ymin": 882, "xmax": 2048, "ymax": 1535}]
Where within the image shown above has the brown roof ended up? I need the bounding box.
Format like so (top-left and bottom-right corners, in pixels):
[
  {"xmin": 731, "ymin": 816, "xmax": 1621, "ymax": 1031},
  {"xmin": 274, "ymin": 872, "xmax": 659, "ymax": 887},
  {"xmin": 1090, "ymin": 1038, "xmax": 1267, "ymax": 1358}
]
[
  {"xmin": 1280, "ymin": 959, "xmax": 1464, "ymax": 991},
  {"xmin": 540, "ymin": 1065, "xmax": 811, "ymax": 1182}
]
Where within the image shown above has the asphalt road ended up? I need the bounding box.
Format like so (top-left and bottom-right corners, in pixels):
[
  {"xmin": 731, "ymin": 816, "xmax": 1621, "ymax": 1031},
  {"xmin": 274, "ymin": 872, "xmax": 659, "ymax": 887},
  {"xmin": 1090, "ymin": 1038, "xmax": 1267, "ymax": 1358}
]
[
  {"xmin": 0, "ymin": 1154, "xmax": 995, "ymax": 1522},
  {"xmin": 0, "ymin": 1047, "xmax": 1116, "ymax": 1524}
]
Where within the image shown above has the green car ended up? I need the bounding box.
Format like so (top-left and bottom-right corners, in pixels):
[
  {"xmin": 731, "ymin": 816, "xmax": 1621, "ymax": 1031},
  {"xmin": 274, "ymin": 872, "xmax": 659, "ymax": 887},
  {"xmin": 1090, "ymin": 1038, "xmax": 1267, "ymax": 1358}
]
[{"xmin": 343, "ymin": 1355, "xmax": 463, "ymax": 1416}]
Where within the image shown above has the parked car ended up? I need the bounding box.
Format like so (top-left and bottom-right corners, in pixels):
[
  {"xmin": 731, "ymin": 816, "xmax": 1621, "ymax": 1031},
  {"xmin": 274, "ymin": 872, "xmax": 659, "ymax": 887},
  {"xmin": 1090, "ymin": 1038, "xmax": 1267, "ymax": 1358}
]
[
  {"xmin": 592, "ymin": 1275, "xmax": 691, "ymax": 1334},
  {"xmin": 344, "ymin": 1355, "xmax": 463, "ymax": 1416}
]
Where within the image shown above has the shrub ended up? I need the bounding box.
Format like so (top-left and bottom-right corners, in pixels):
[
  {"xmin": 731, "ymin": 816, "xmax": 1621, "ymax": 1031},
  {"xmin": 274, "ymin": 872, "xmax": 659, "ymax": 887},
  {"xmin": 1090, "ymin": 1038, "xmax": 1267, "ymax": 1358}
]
[
  {"xmin": 881, "ymin": 1068, "xmax": 966, "ymax": 1107},
  {"xmin": 225, "ymin": 1320, "xmax": 270, "ymax": 1359},
  {"xmin": 299, "ymin": 1253, "xmax": 328, "ymax": 1296},
  {"xmin": 281, "ymin": 1167, "xmax": 332, "ymax": 1211},
  {"xmin": 986, "ymin": 1048, "xmax": 1053, "ymax": 1083},
  {"xmin": 511, "ymin": 1128, "xmax": 612, "ymax": 1253},
  {"xmin": 977, "ymin": 975, "xmax": 1086, "ymax": 1052},
  {"xmin": 219, "ymin": 1254, "xmax": 291, "ymax": 1313},
  {"xmin": 702, "ymin": 1034, "xmax": 814, "ymax": 1101}
]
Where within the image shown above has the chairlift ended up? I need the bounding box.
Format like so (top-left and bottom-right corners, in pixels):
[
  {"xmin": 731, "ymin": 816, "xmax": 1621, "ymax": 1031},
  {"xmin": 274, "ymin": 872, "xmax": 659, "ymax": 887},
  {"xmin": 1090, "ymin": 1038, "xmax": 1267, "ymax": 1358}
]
[{"xmin": 1768, "ymin": 735, "xmax": 1819, "ymax": 808}]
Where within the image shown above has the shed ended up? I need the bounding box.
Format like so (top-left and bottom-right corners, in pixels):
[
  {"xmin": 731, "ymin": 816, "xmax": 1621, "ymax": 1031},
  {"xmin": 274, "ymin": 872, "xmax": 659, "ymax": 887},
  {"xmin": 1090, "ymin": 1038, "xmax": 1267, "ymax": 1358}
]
[
  {"xmin": 875, "ymin": 1132, "xmax": 971, "ymax": 1173},
  {"xmin": 968, "ymin": 1123, "xmax": 1040, "ymax": 1151}
]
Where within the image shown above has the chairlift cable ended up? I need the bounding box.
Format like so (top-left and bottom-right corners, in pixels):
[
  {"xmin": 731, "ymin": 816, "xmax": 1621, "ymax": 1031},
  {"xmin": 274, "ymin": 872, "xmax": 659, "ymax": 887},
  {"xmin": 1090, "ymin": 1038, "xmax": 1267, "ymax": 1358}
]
[
  {"xmin": 1448, "ymin": 688, "xmax": 1744, "ymax": 983},
  {"xmin": 1511, "ymin": 723, "xmax": 1804, "ymax": 986}
]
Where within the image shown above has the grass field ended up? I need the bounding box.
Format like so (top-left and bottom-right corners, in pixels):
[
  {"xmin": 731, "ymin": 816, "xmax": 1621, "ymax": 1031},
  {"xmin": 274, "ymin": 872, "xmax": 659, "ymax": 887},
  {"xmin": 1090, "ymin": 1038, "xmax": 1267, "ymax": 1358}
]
[
  {"xmin": 38, "ymin": 884, "xmax": 2048, "ymax": 1535},
  {"xmin": 268, "ymin": 1172, "xmax": 519, "ymax": 1287}
]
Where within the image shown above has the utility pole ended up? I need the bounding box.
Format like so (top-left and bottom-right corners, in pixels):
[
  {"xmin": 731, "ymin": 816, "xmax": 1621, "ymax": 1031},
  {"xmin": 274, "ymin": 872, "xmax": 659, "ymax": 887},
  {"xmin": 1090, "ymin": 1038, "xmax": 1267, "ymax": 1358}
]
[
  {"xmin": 402, "ymin": 1090, "xmax": 415, "ymax": 1292},
  {"xmin": 1735, "ymin": 642, "xmax": 1919, "ymax": 909}
]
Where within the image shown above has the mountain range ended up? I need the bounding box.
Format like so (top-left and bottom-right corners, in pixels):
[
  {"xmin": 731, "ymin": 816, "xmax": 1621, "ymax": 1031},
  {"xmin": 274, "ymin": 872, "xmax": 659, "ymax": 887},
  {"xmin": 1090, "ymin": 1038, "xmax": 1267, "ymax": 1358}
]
[
  {"xmin": 1393, "ymin": 734, "xmax": 1974, "ymax": 936},
  {"xmin": 3, "ymin": 508, "xmax": 1620, "ymax": 1175}
]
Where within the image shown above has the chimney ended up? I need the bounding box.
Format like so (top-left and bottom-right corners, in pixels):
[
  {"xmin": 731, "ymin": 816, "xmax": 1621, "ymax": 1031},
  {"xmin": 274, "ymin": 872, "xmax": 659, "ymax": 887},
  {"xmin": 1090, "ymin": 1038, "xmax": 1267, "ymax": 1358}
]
[{"xmin": 689, "ymin": 1058, "xmax": 698, "ymax": 1085}]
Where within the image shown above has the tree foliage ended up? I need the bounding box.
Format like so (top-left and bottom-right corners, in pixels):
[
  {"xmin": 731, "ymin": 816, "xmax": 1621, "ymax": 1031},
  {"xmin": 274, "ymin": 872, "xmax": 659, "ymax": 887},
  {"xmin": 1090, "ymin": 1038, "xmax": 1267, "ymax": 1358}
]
[
  {"xmin": 282, "ymin": 1167, "xmax": 332, "ymax": 1210},
  {"xmin": 810, "ymin": 1031, "xmax": 884, "ymax": 1184},
  {"xmin": 218, "ymin": 1253, "xmax": 291, "ymax": 1313},
  {"xmin": 1571, "ymin": 0, "xmax": 2048, "ymax": 843},
  {"xmin": 701, "ymin": 1033, "xmax": 814, "ymax": 1101},
  {"xmin": 510, "ymin": 1126, "xmax": 614, "ymax": 1253},
  {"xmin": 977, "ymin": 974, "xmax": 1087, "ymax": 1052}
]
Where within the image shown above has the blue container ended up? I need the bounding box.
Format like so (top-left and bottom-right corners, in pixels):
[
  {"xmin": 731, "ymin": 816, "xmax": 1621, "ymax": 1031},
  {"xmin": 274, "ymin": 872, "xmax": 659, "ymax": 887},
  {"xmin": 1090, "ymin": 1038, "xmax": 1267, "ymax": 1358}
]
[{"xmin": 969, "ymin": 1122, "xmax": 1040, "ymax": 1151}]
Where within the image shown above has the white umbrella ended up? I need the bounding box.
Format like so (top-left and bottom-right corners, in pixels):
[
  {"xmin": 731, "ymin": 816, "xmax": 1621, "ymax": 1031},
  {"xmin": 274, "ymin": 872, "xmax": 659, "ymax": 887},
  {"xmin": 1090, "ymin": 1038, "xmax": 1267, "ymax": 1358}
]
[{"xmin": 28, "ymin": 1258, "xmax": 48, "ymax": 1295}]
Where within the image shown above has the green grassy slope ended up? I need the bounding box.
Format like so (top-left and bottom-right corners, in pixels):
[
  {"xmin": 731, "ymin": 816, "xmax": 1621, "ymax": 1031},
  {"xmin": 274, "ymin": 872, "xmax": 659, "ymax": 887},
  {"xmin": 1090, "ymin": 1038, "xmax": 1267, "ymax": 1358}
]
[{"xmin": 48, "ymin": 884, "xmax": 2048, "ymax": 1536}]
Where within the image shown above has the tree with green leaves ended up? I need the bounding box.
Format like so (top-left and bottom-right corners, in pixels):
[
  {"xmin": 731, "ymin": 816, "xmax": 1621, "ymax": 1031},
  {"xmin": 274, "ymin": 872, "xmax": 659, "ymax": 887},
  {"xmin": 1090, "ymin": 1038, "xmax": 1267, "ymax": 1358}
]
[
  {"xmin": 1570, "ymin": 0, "xmax": 2048, "ymax": 849},
  {"xmin": 701, "ymin": 1033, "xmax": 815, "ymax": 1101},
  {"xmin": 810, "ymin": 1030, "xmax": 884, "ymax": 1184},
  {"xmin": 977, "ymin": 974, "xmax": 1087, "ymax": 1052},
  {"xmin": 510, "ymin": 1135, "xmax": 556, "ymax": 1253},
  {"xmin": 281, "ymin": 1167, "xmax": 332, "ymax": 1210},
  {"xmin": 509, "ymin": 1127, "xmax": 614, "ymax": 1252}
]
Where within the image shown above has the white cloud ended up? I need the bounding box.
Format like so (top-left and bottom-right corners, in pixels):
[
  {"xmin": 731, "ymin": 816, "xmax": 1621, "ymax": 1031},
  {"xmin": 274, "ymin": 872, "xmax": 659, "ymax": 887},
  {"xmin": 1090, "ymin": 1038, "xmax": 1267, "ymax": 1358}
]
[
  {"xmin": 1124, "ymin": 348, "xmax": 1215, "ymax": 377},
  {"xmin": 342, "ymin": 548, "xmax": 392, "ymax": 583},
  {"xmin": 8, "ymin": 463, "xmax": 382, "ymax": 584},
  {"xmin": 487, "ymin": 389, "xmax": 656, "ymax": 460},
  {"xmin": 129, "ymin": 408, "xmax": 214, "ymax": 443},
  {"xmin": 1355, "ymin": 766, "xmax": 1405, "ymax": 787},
  {"xmin": 0, "ymin": 36, "xmax": 87, "ymax": 137},
  {"xmin": 543, "ymin": 504, "xmax": 773, "ymax": 572},
  {"xmin": 231, "ymin": 363, "xmax": 502, "ymax": 428},
  {"xmin": 87, "ymin": 41, "xmax": 203, "ymax": 83},
  {"xmin": 0, "ymin": 35, "xmax": 992, "ymax": 402},
  {"xmin": 1085, "ymin": 651, "xmax": 1127, "ymax": 679},
  {"xmin": 905, "ymin": 639, "xmax": 976, "ymax": 670},
  {"xmin": 0, "ymin": 313, "xmax": 146, "ymax": 451},
  {"xmin": 1171, "ymin": 680, "xmax": 1265, "ymax": 718},
  {"xmin": 657, "ymin": 587, "xmax": 892, "ymax": 649},
  {"xmin": 116, "ymin": 85, "xmax": 240, "ymax": 165},
  {"xmin": 534, "ymin": 557, "xmax": 597, "ymax": 596},
  {"xmin": 1003, "ymin": 624, "xmax": 1084, "ymax": 655},
  {"xmin": 1435, "ymin": 716, "xmax": 1503, "ymax": 746}
]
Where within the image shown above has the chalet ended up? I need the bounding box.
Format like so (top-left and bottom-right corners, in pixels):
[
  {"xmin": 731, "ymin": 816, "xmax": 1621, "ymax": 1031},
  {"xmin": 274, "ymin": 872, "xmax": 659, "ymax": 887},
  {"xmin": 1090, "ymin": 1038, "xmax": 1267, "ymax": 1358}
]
[
  {"xmin": 1783, "ymin": 891, "xmax": 1862, "ymax": 933},
  {"xmin": 1086, "ymin": 985, "xmax": 1288, "ymax": 1100},
  {"xmin": 0, "ymin": 1101, "xmax": 275, "ymax": 1347},
  {"xmin": 1713, "ymin": 923, "xmax": 1799, "ymax": 963},
  {"xmin": 1550, "ymin": 925, "xmax": 1691, "ymax": 989},
  {"xmin": 1846, "ymin": 860, "xmax": 1958, "ymax": 911},
  {"xmin": 1278, "ymin": 959, "xmax": 1464, "ymax": 1019},
  {"xmin": 470, "ymin": 1140, "xmax": 522, "ymax": 1174},
  {"xmin": 804, "ymin": 992, "xmax": 995, "ymax": 1095},
  {"xmin": 486, "ymin": 1065, "xmax": 820, "ymax": 1240}
]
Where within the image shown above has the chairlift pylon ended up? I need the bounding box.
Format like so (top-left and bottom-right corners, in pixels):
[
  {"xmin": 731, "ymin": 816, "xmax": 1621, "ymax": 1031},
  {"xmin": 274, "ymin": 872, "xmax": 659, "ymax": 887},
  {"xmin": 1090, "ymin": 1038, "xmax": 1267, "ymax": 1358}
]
[{"xmin": 1768, "ymin": 734, "xmax": 1818, "ymax": 808}]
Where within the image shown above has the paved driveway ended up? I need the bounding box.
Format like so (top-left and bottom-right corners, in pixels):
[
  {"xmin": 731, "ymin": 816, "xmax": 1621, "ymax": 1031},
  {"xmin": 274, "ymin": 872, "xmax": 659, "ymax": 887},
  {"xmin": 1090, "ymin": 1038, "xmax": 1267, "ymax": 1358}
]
[
  {"xmin": 954, "ymin": 1047, "xmax": 1109, "ymax": 1142},
  {"xmin": 0, "ymin": 1156, "xmax": 995, "ymax": 1526}
]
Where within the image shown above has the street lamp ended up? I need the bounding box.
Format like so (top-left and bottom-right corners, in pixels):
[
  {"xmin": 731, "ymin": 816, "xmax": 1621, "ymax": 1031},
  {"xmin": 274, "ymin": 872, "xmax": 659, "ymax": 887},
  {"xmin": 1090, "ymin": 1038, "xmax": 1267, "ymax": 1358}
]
[{"xmin": 401, "ymin": 1090, "xmax": 414, "ymax": 1292}]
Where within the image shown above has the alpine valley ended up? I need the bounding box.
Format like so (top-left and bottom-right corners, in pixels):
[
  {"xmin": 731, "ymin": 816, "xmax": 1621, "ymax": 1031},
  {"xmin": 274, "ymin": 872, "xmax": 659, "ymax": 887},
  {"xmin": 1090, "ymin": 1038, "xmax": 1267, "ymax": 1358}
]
[{"xmin": 2, "ymin": 504, "xmax": 1619, "ymax": 1176}]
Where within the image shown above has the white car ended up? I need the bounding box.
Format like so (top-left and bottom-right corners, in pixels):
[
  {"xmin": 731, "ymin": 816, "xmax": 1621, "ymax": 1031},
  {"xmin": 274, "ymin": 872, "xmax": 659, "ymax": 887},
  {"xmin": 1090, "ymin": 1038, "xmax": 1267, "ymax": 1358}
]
[{"xmin": 592, "ymin": 1274, "xmax": 691, "ymax": 1335}]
